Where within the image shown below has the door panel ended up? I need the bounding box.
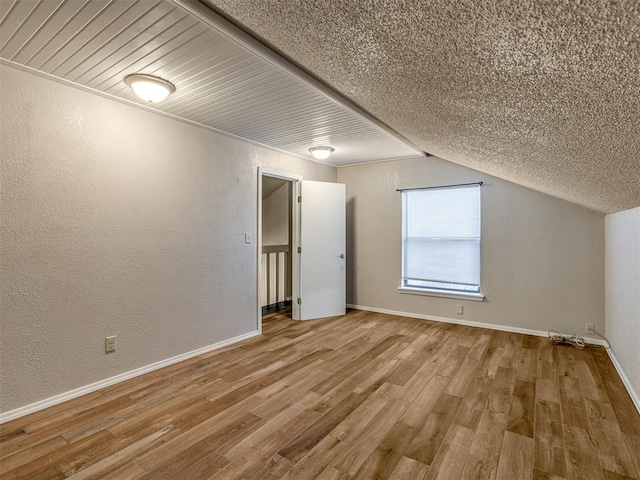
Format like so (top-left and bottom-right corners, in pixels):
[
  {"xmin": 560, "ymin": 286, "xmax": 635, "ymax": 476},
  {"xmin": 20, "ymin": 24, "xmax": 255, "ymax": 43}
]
[{"xmin": 299, "ymin": 181, "xmax": 346, "ymax": 320}]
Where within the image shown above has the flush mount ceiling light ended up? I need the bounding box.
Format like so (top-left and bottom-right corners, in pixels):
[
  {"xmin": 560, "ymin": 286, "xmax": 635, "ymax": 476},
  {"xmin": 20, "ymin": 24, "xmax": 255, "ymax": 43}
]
[
  {"xmin": 124, "ymin": 74, "xmax": 176, "ymax": 103},
  {"xmin": 309, "ymin": 146, "xmax": 335, "ymax": 160}
]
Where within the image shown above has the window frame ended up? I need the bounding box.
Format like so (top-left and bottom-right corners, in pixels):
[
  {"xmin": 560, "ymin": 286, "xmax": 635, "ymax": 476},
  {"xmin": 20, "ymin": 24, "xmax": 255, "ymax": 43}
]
[{"xmin": 398, "ymin": 184, "xmax": 484, "ymax": 302}]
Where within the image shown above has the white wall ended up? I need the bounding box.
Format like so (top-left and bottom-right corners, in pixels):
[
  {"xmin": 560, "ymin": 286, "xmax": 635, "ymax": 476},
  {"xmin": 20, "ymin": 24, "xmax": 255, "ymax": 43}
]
[
  {"xmin": 338, "ymin": 157, "xmax": 605, "ymax": 336},
  {"xmin": 0, "ymin": 64, "xmax": 336, "ymax": 414},
  {"xmin": 606, "ymin": 206, "xmax": 640, "ymax": 406},
  {"xmin": 262, "ymin": 183, "xmax": 290, "ymax": 246}
]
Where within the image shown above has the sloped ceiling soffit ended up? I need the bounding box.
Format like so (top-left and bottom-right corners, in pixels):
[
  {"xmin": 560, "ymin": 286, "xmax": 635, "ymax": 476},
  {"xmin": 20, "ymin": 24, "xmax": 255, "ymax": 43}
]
[{"xmin": 202, "ymin": 0, "xmax": 640, "ymax": 214}]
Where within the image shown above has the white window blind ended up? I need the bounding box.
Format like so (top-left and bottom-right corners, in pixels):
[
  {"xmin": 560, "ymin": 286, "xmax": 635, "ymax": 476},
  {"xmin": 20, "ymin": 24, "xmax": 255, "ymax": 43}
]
[{"xmin": 401, "ymin": 183, "xmax": 481, "ymax": 294}]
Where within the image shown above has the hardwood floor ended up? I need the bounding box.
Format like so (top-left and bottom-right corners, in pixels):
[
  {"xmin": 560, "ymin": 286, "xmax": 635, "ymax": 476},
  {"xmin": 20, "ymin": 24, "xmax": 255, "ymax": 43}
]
[{"xmin": 1, "ymin": 309, "xmax": 639, "ymax": 479}]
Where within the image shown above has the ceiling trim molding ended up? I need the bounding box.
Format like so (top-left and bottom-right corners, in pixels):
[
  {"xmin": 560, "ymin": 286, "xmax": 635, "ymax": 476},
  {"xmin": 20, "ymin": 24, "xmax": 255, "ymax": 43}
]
[
  {"xmin": 336, "ymin": 155, "xmax": 427, "ymax": 168},
  {"xmin": 173, "ymin": 0, "xmax": 425, "ymax": 159}
]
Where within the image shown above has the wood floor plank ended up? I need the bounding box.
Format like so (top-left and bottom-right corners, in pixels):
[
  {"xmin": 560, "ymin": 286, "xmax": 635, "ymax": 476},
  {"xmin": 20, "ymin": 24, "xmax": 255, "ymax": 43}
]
[
  {"xmin": 0, "ymin": 435, "xmax": 69, "ymax": 474},
  {"xmin": 316, "ymin": 466, "xmax": 351, "ymax": 480},
  {"xmin": 537, "ymin": 337, "xmax": 557, "ymax": 364},
  {"xmin": 99, "ymin": 462, "xmax": 146, "ymax": 480},
  {"xmin": 1, "ymin": 395, "xmax": 134, "ymax": 460},
  {"xmin": 423, "ymin": 423, "xmax": 474, "ymax": 480},
  {"xmin": 624, "ymin": 433, "xmax": 640, "ymax": 477},
  {"xmin": 496, "ymin": 431, "xmax": 534, "ymax": 480},
  {"xmin": 352, "ymin": 443, "xmax": 402, "ymax": 480},
  {"xmin": 453, "ymin": 375, "xmax": 492, "ymax": 430},
  {"xmin": 499, "ymin": 332, "xmax": 524, "ymax": 370},
  {"xmin": 557, "ymin": 347, "xmax": 580, "ymax": 379},
  {"xmin": 137, "ymin": 447, "xmax": 228, "ymax": 480},
  {"xmin": 536, "ymin": 360, "xmax": 561, "ymax": 404},
  {"xmin": 584, "ymin": 398, "xmax": 639, "ymax": 478},
  {"xmin": 241, "ymin": 453, "xmax": 295, "ymax": 480},
  {"xmin": 468, "ymin": 331, "xmax": 494, "ymax": 361},
  {"xmin": 405, "ymin": 393, "xmax": 462, "ymax": 465},
  {"xmin": 394, "ymin": 361, "xmax": 441, "ymax": 404},
  {"xmin": 395, "ymin": 332, "xmax": 437, "ymax": 361},
  {"xmin": 564, "ymin": 425, "xmax": 605, "ymax": 480},
  {"xmin": 477, "ymin": 339, "xmax": 505, "ymax": 380},
  {"xmin": 398, "ymin": 374, "xmax": 450, "ymax": 428},
  {"xmin": 280, "ymin": 432, "xmax": 344, "ymax": 480},
  {"xmin": 205, "ymin": 448, "xmax": 262, "ymax": 479},
  {"xmin": 487, "ymin": 367, "xmax": 517, "ymax": 415},
  {"xmin": 445, "ymin": 356, "xmax": 480, "ymax": 397},
  {"xmin": 459, "ymin": 408, "xmax": 507, "ymax": 480},
  {"xmin": 388, "ymin": 456, "xmax": 429, "ymax": 480},
  {"xmin": 329, "ymin": 398, "xmax": 409, "ymax": 475},
  {"xmin": 331, "ymin": 385, "xmax": 393, "ymax": 442},
  {"xmin": 559, "ymin": 375, "xmax": 590, "ymax": 429},
  {"xmin": 380, "ymin": 422, "xmax": 418, "ymax": 456},
  {"xmin": 534, "ymin": 400, "xmax": 566, "ymax": 478},
  {"xmin": 517, "ymin": 346, "xmax": 538, "ymax": 383},
  {"xmin": 576, "ymin": 352, "xmax": 609, "ymax": 402},
  {"xmin": 1, "ymin": 309, "xmax": 638, "ymax": 480},
  {"xmin": 277, "ymin": 392, "xmax": 368, "ymax": 464},
  {"xmin": 602, "ymin": 470, "xmax": 637, "ymax": 480},
  {"xmin": 221, "ymin": 408, "xmax": 319, "ymax": 462},
  {"xmin": 589, "ymin": 348, "xmax": 620, "ymax": 384},
  {"xmin": 65, "ymin": 425, "xmax": 177, "ymax": 479},
  {"xmin": 311, "ymin": 359, "xmax": 390, "ymax": 414},
  {"xmin": 1, "ymin": 430, "xmax": 114, "ymax": 479},
  {"xmin": 506, "ymin": 379, "xmax": 536, "ymax": 437},
  {"xmin": 532, "ymin": 469, "xmax": 565, "ymax": 480},
  {"xmin": 134, "ymin": 410, "xmax": 261, "ymax": 472},
  {"xmin": 603, "ymin": 380, "xmax": 640, "ymax": 436}
]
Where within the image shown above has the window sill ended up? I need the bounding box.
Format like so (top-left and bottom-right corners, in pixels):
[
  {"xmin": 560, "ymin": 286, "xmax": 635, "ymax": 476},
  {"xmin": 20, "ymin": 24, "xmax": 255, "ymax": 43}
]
[{"xmin": 398, "ymin": 286, "xmax": 485, "ymax": 302}]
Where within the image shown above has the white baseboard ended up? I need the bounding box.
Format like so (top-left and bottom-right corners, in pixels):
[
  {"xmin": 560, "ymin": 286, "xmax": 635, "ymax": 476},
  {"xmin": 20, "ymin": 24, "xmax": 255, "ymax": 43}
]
[
  {"xmin": 0, "ymin": 330, "xmax": 260, "ymax": 424},
  {"xmin": 348, "ymin": 304, "xmax": 639, "ymax": 414},
  {"xmin": 347, "ymin": 304, "xmax": 608, "ymax": 345},
  {"xmin": 605, "ymin": 349, "xmax": 640, "ymax": 414},
  {"xmin": 4, "ymin": 308, "xmax": 637, "ymax": 424}
]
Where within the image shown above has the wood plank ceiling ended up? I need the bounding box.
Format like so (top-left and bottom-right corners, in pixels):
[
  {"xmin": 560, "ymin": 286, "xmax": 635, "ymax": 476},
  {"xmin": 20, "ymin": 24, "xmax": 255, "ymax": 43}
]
[{"xmin": 0, "ymin": 0, "xmax": 422, "ymax": 165}]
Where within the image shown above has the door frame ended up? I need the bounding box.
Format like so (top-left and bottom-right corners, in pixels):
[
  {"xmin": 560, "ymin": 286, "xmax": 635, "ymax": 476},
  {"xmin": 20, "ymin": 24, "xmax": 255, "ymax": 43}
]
[{"xmin": 257, "ymin": 167, "xmax": 302, "ymax": 333}]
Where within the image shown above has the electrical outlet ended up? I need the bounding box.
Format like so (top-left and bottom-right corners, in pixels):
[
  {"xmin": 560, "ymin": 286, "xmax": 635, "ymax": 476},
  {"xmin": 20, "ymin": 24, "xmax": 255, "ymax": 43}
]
[
  {"xmin": 105, "ymin": 336, "xmax": 116, "ymax": 353},
  {"xmin": 456, "ymin": 305, "xmax": 464, "ymax": 315},
  {"xmin": 585, "ymin": 324, "xmax": 595, "ymax": 334}
]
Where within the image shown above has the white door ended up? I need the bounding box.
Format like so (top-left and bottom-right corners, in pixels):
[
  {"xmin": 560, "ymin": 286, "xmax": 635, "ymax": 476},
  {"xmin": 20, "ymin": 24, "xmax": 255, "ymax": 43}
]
[{"xmin": 299, "ymin": 181, "xmax": 346, "ymax": 320}]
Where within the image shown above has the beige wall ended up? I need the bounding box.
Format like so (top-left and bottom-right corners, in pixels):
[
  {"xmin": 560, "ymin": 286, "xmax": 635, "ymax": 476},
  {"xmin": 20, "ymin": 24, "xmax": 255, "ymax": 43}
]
[
  {"xmin": 337, "ymin": 157, "xmax": 605, "ymax": 336},
  {"xmin": 605, "ymin": 206, "xmax": 640, "ymax": 406},
  {"xmin": 262, "ymin": 183, "xmax": 290, "ymax": 246},
  {"xmin": 0, "ymin": 64, "xmax": 336, "ymax": 413}
]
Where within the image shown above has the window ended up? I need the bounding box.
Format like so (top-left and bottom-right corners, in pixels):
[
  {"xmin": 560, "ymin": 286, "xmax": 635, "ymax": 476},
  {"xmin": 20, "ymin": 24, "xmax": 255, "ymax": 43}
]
[{"xmin": 400, "ymin": 183, "xmax": 482, "ymax": 298}]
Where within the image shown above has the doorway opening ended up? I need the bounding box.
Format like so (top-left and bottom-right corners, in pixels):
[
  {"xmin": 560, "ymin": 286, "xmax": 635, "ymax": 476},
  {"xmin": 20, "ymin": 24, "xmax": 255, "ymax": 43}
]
[
  {"xmin": 257, "ymin": 168, "xmax": 347, "ymax": 332},
  {"xmin": 257, "ymin": 168, "xmax": 301, "ymax": 332}
]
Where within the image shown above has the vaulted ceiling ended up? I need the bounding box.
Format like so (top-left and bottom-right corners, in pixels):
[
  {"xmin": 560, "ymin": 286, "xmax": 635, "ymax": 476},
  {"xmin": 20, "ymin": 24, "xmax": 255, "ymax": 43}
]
[
  {"xmin": 203, "ymin": 0, "xmax": 640, "ymax": 214},
  {"xmin": 1, "ymin": 0, "xmax": 638, "ymax": 213}
]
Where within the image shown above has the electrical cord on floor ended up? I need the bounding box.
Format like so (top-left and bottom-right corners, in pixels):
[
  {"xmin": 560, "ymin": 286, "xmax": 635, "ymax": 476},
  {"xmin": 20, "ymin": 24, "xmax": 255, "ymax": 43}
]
[
  {"xmin": 548, "ymin": 328, "xmax": 611, "ymax": 349},
  {"xmin": 548, "ymin": 330, "xmax": 585, "ymax": 349}
]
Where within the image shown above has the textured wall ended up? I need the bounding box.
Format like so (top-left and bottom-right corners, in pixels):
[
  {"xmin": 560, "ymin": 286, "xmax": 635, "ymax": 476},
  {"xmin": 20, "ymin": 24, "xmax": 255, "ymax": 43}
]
[
  {"xmin": 338, "ymin": 157, "xmax": 605, "ymax": 336},
  {"xmin": 605, "ymin": 207, "xmax": 640, "ymax": 403},
  {"xmin": 0, "ymin": 64, "xmax": 335, "ymax": 413}
]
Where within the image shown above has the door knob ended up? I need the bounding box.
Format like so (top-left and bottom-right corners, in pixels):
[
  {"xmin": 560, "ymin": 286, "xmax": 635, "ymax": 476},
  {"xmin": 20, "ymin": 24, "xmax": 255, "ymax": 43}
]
[{"xmin": 339, "ymin": 254, "xmax": 345, "ymax": 259}]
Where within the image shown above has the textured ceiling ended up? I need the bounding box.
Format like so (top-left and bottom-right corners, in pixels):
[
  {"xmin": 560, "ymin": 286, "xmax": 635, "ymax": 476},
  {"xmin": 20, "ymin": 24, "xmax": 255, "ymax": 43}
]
[{"xmin": 202, "ymin": 0, "xmax": 640, "ymax": 214}]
